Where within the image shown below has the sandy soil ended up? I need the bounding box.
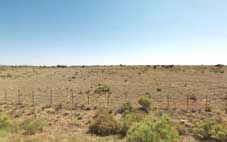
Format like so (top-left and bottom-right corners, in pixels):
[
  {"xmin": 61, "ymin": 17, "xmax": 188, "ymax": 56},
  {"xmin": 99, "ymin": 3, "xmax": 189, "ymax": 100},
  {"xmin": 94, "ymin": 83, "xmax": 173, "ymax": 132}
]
[{"xmin": 0, "ymin": 65, "xmax": 226, "ymax": 142}]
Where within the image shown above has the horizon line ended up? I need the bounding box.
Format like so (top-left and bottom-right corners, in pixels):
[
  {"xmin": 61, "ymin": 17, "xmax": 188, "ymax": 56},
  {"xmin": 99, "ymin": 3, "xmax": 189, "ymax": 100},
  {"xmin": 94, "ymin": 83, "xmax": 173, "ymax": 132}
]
[{"xmin": 0, "ymin": 64, "xmax": 225, "ymax": 67}]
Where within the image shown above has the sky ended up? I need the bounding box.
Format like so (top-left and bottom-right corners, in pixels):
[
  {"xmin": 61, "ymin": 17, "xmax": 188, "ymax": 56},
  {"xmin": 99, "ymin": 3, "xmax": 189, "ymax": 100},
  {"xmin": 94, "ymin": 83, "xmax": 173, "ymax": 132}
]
[{"xmin": 0, "ymin": 0, "xmax": 227, "ymax": 65}]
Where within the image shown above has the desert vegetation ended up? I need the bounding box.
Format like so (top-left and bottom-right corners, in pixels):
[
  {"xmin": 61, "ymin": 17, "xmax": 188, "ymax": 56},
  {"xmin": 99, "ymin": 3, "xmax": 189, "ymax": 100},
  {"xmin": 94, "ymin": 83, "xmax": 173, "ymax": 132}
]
[{"xmin": 0, "ymin": 65, "xmax": 226, "ymax": 142}]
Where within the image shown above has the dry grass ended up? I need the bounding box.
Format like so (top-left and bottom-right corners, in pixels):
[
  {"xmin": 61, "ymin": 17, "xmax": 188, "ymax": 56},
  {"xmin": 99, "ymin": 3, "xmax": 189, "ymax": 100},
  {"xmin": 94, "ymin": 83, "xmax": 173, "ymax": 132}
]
[{"xmin": 0, "ymin": 65, "xmax": 226, "ymax": 141}]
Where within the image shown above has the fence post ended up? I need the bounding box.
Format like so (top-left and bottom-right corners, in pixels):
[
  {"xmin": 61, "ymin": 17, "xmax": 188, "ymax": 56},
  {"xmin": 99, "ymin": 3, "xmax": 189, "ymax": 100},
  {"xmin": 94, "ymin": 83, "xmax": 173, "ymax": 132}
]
[
  {"xmin": 4, "ymin": 90, "xmax": 7, "ymax": 104},
  {"xmin": 205, "ymin": 95, "xmax": 208, "ymax": 111},
  {"xmin": 124, "ymin": 92, "xmax": 127, "ymax": 102},
  {"xmin": 167, "ymin": 95, "xmax": 170, "ymax": 110},
  {"xmin": 50, "ymin": 89, "xmax": 53, "ymax": 106},
  {"xmin": 87, "ymin": 94, "xmax": 90, "ymax": 105},
  {"xmin": 225, "ymin": 93, "xmax": 227, "ymax": 113},
  {"xmin": 32, "ymin": 90, "xmax": 35, "ymax": 106},
  {"xmin": 18, "ymin": 89, "xmax": 21, "ymax": 105},
  {"xmin": 107, "ymin": 92, "xmax": 110, "ymax": 109},
  {"xmin": 186, "ymin": 95, "xmax": 189, "ymax": 111},
  {"xmin": 71, "ymin": 89, "xmax": 74, "ymax": 107},
  {"xmin": 70, "ymin": 89, "xmax": 74, "ymax": 118}
]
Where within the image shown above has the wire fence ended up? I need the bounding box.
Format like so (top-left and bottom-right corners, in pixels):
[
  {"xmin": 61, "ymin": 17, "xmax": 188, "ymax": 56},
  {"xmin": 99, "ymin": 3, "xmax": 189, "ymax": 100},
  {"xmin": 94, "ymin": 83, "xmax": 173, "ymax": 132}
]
[{"xmin": 0, "ymin": 87, "xmax": 226, "ymax": 113}]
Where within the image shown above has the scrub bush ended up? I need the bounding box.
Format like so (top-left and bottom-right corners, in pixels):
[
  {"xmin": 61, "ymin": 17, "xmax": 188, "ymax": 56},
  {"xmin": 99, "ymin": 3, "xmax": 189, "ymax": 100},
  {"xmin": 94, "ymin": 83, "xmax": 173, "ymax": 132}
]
[
  {"xmin": 89, "ymin": 111, "xmax": 120, "ymax": 136},
  {"xmin": 127, "ymin": 115, "xmax": 179, "ymax": 142}
]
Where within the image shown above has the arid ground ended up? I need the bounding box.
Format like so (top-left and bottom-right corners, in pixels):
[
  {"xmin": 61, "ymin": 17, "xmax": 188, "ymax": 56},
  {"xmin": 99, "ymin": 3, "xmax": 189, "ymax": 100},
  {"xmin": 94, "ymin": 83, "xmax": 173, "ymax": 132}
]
[{"xmin": 0, "ymin": 65, "xmax": 226, "ymax": 142}]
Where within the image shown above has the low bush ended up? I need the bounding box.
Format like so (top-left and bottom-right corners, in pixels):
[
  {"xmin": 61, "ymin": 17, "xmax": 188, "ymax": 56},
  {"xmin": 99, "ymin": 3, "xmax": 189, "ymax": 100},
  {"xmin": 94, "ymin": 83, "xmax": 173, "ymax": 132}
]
[
  {"xmin": 19, "ymin": 118, "xmax": 46, "ymax": 135},
  {"xmin": 127, "ymin": 115, "xmax": 179, "ymax": 142},
  {"xmin": 175, "ymin": 123, "xmax": 189, "ymax": 136},
  {"xmin": 94, "ymin": 85, "xmax": 111, "ymax": 94},
  {"xmin": 210, "ymin": 68, "xmax": 225, "ymax": 74},
  {"xmin": 194, "ymin": 121, "xmax": 227, "ymax": 141},
  {"xmin": 161, "ymin": 65, "xmax": 174, "ymax": 69},
  {"xmin": 0, "ymin": 113, "xmax": 12, "ymax": 131},
  {"xmin": 89, "ymin": 111, "xmax": 120, "ymax": 136},
  {"xmin": 56, "ymin": 65, "xmax": 68, "ymax": 68},
  {"xmin": 220, "ymin": 70, "xmax": 225, "ymax": 73},
  {"xmin": 138, "ymin": 96, "xmax": 152, "ymax": 112},
  {"xmin": 156, "ymin": 88, "xmax": 162, "ymax": 92},
  {"xmin": 215, "ymin": 64, "xmax": 224, "ymax": 68},
  {"xmin": 119, "ymin": 113, "xmax": 143, "ymax": 136},
  {"xmin": 119, "ymin": 102, "xmax": 134, "ymax": 115}
]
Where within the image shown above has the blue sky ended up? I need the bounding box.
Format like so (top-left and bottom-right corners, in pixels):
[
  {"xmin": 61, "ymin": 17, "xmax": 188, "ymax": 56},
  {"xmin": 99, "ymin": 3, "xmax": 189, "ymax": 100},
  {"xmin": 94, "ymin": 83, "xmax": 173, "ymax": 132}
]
[{"xmin": 0, "ymin": 0, "xmax": 227, "ymax": 65}]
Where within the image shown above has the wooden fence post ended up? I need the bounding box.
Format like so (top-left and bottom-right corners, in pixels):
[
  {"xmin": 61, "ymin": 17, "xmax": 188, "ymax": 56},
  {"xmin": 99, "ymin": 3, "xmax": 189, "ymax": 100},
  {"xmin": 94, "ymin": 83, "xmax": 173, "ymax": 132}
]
[
  {"xmin": 167, "ymin": 95, "xmax": 170, "ymax": 110},
  {"xmin": 50, "ymin": 89, "xmax": 53, "ymax": 106},
  {"xmin": 32, "ymin": 90, "xmax": 35, "ymax": 106},
  {"xmin": 124, "ymin": 92, "xmax": 127, "ymax": 102},
  {"xmin": 71, "ymin": 89, "xmax": 74, "ymax": 118},
  {"xmin": 4, "ymin": 90, "xmax": 7, "ymax": 104},
  {"xmin": 71, "ymin": 89, "xmax": 74, "ymax": 107},
  {"xmin": 107, "ymin": 92, "xmax": 110, "ymax": 109},
  {"xmin": 18, "ymin": 89, "xmax": 21, "ymax": 105},
  {"xmin": 205, "ymin": 95, "xmax": 208, "ymax": 111},
  {"xmin": 87, "ymin": 94, "xmax": 90, "ymax": 105},
  {"xmin": 186, "ymin": 95, "xmax": 189, "ymax": 111},
  {"xmin": 225, "ymin": 93, "xmax": 227, "ymax": 113}
]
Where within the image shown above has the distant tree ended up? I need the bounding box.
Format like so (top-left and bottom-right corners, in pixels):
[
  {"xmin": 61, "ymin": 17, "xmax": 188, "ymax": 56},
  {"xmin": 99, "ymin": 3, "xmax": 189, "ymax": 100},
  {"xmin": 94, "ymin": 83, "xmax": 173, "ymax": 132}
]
[{"xmin": 215, "ymin": 64, "xmax": 224, "ymax": 68}]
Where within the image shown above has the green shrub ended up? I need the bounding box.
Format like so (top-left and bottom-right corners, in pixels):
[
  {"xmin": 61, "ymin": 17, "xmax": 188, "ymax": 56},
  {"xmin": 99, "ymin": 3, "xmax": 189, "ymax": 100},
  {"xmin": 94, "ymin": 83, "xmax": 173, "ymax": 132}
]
[
  {"xmin": 119, "ymin": 113, "xmax": 143, "ymax": 136},
  {"xmin": 20, "ymin": 118, "xmax": 46, "ymax": 135},
  {"xmin": 94, "ymin": 85, "xmax": 111, "ymax": 94},
  {"xmin": 175, "ymin": 123, "xmax": 189, "ymax": 136},
  {"xmin": 0, "ymin": 113, "xmax": 12, "ymax": 130},
  {"xmin": 127, "ymin": 115, "xmax": 179, "ymax": 142},
  {"xmin": 215, "ymin": 64, "xmax": 224, "ymax": 68},
  {"xmin": 89, "ymin": 111, "xmax": 120, "ymax": 136},
  {"xmin": 138, "ymin": 96, "xmax": 152, "ymax": 112},
  {"xmin": 210, "ymin": 68, "xmax": 225, "ymax": 74},
  {"xmin": 119, "ymin": 102, "xmax": 134, "ymax": 115},
  {"xmin": 194, "ymin": 121, "xmax": 227, "ymax": 141}
]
